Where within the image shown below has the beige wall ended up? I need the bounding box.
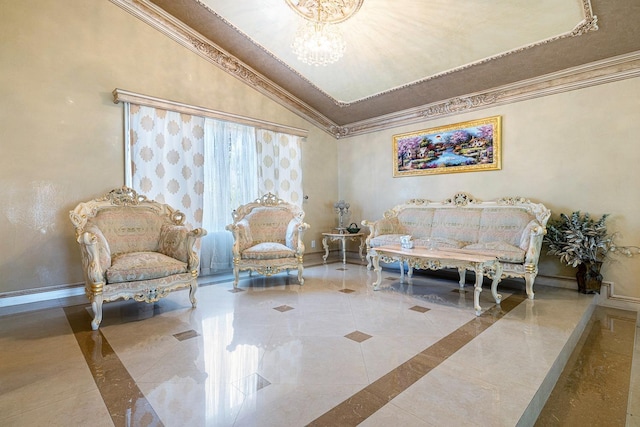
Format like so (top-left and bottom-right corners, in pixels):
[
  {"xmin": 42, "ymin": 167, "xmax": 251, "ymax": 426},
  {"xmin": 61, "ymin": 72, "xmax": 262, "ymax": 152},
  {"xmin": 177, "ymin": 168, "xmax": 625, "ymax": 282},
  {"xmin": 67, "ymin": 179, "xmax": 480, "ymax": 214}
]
[
  {"xmin": 0, "ymin": 0, "xmax": 337, "ymax": 294},
  {"xmin": 339, "ymin": 77, "xmax": 640, "ymax": 298}
]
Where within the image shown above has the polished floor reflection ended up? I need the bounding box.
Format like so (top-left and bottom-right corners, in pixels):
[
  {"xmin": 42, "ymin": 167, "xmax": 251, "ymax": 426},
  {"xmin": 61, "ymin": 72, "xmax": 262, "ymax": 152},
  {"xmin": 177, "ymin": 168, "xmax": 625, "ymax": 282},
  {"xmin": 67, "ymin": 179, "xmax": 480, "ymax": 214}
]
[{"xmin": 0, "ymin": 262, "xmax": 637, "ymax": 426}]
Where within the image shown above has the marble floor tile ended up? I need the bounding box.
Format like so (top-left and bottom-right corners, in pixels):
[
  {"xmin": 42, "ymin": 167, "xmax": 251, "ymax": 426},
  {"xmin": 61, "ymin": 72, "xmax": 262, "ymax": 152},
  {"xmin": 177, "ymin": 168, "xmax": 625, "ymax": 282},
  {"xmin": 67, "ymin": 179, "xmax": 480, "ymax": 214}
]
[{"xmin": 0, "ymin": 263, "xmax": 636, "ymax": 427}]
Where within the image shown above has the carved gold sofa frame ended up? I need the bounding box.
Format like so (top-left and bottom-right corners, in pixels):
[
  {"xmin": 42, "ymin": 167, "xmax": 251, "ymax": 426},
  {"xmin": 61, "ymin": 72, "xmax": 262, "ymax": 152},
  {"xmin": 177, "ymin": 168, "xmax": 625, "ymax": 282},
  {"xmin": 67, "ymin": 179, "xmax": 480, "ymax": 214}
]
[
  {"xmin": 226, "ymin": 193, "xmax": 310, "ymax": 288},
  {"xmin": 69, "ymin": 187, "xmax": 206, "ymax": 330}
]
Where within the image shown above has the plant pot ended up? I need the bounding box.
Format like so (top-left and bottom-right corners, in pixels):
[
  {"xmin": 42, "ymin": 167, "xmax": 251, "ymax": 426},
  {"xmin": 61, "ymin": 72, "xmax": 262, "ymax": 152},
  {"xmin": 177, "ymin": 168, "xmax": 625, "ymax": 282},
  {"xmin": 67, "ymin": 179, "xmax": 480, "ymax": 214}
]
[{"xmin": 576, "ymin": 261, "xmax": 603, "ymax": 294}]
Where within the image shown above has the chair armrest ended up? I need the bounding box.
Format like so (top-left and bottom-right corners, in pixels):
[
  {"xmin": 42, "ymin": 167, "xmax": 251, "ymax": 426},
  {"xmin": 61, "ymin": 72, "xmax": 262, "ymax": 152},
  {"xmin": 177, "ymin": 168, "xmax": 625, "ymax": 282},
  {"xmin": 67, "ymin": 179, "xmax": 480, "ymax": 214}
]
[
  {"xmin": 226, "ymin": 220, "xmax": 253, "ymax": 255},
  {"xmin": 362, "ymin": 217, "xmax": 398, "ymax": 237},
  {"xmin": 76, "ymin": 229, "xmax": 110, "ymax": 285},
  {"xmin": 159, "ymin": 225, "xmax": 207, "ymax": 271},
  {"xmin": 294, "ymin": 222, "xmax": 310, "ymax": 255},
  {"xmin": 519, "ymin": 221, "xmax": 546, "ymax": 265}
]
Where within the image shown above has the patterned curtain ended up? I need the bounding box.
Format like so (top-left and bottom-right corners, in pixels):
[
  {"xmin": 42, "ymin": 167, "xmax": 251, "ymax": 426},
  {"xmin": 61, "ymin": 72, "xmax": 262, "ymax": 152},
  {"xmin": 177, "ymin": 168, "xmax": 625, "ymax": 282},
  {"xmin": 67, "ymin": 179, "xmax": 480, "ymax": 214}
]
[
  {"xmin": 128, "ymin": 104, "xmax": 205, "ymax": 229},
  {"xmin": 125, "ymin": 103, "xmax": 304, "ymax": 276},
  {"xmin": 256, "ymin": 129, "xmax": 304, "ymax": 206}
]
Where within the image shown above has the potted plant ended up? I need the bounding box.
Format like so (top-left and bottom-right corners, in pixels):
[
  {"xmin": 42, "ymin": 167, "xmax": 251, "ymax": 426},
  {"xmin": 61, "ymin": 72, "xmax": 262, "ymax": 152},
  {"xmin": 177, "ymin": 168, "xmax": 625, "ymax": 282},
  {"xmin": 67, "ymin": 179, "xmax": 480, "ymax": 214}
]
[{"xmin": 543, "ymin": 211, "xmax": 638, "ymax": 293}]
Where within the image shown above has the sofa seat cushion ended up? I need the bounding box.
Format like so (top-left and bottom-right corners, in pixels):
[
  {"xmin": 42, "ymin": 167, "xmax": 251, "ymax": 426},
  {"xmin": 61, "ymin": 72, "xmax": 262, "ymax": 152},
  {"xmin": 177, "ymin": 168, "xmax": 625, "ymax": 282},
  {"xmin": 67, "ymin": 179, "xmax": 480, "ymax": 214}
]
[
  {"xmin": 242, "ymin": 242, "xmax": 295, "ymax": 260},
  {"xmin": 107, "ymin": 251, "xmax": 187, "ymax": 284},
  {"xmin": 369, "ymin": 234, "xmax": 406, "ymax": 248},
  {"xmin": 414, "ymin": 237, "xmax": 465, "ymax": 249},
  {"xmin": 462, "ymin": 241, "xmax": 526, "ymax": 263}
]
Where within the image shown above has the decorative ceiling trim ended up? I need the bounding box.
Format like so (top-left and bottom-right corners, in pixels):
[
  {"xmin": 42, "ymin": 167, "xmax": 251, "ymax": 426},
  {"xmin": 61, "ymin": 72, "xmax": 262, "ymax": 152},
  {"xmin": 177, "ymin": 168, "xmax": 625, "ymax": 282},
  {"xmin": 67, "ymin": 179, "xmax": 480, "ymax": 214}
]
[
  {"xmin": 110, "ymin": 0, "xmax": 639, "ymax": 140},
  {"xmin": 108, "ymin": 0, "xmax": 334, "ymax": 131},
  {"xmin": 186, "ymin": 0, "xmax": 599, "ymax": 108},
  {"xmin": 336, "ymin": 0, "xmax": 599, "ymax": 107},
  {"xmin": 335, "ymin": 51, "xmax": 640, "ymax": 138}
]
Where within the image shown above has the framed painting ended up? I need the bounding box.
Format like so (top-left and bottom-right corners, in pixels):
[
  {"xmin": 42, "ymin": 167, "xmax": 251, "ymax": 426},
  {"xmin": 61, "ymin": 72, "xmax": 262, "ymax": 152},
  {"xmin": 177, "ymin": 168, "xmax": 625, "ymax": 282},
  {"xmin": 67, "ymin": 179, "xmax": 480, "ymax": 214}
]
[{"xmin": 393, "ymin": 115, "xmax": 501, "ymax": 177}]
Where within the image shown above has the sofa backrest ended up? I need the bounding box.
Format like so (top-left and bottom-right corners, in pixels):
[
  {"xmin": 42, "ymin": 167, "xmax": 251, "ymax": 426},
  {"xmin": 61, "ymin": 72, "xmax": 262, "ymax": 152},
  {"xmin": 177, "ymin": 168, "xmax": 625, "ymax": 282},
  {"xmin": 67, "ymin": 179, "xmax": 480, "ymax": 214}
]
[
  {"xmin": 396, "ymin": 208, "xmax": 434, "ymax": 239},
  {"xmin": 431, "ymin": 208, "xmax": 482, "ymax": 244},
  {"xmin": 89, "ymin": 207, "xmax": 164, "ymax": 255},
  {"xmin": 385, "ymin": 193, "xmax": 550, "ymax": 247},
  {"xmin": 478, "ymin": 207, "xmax": 535, "ymax": 247}
]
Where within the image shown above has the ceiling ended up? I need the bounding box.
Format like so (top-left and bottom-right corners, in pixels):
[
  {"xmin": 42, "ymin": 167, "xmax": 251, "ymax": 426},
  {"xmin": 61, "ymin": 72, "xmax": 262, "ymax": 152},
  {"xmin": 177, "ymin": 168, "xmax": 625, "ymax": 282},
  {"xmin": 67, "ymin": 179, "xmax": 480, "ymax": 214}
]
[{"xmin": 145, "ymin": 0, "xmax": 640, "ymax": 131}]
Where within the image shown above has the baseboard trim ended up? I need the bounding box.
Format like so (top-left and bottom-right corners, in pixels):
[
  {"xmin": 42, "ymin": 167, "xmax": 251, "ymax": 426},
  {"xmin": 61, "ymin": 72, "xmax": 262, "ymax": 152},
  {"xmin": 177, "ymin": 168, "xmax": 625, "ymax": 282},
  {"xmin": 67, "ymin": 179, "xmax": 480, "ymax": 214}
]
[{"xmin": 0, "ymin": 283, "xmax": 85, "ymax": 308}]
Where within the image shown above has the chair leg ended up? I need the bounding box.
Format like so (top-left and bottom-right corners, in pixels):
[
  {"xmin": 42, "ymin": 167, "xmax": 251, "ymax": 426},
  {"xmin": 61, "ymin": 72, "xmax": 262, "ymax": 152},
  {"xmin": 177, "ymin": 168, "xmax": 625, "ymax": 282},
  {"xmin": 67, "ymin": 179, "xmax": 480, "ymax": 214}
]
[
  {"xmin": 90, "ymin": 294, "xmax": 103, "ymax": 330},
  {"xmin": 189, "ymin": 280, "xmax": 198, "ymax": 307},
  {"xmin": 233, "ymin": 265, "xmax": 240, "ymax": 288},
  {"xmin": 298, "ymin": 264, "xmax": 304, "ymax": 285}
]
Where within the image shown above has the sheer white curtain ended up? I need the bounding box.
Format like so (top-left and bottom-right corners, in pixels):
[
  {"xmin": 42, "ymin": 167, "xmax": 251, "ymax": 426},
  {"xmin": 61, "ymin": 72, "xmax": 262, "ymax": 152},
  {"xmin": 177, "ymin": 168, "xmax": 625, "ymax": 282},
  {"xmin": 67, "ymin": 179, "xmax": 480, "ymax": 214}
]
[
  {"xmin": 256, "ymin": 129, "xmax": 304, "ymax": 205},
  {"xmin": 128, "ymin": 105, "xmax": 205, "ymax": 229},
  {"xmin": 200, "ymin": 119, "xmax": 259, "ymax": 274}
]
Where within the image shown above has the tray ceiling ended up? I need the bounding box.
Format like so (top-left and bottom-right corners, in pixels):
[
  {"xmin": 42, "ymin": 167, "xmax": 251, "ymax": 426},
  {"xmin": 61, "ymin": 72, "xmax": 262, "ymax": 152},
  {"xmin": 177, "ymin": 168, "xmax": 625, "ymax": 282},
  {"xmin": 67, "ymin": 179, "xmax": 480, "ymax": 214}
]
[{"xmin": 141, "ymin": 0, "xmax": 640, "ymax": 133}]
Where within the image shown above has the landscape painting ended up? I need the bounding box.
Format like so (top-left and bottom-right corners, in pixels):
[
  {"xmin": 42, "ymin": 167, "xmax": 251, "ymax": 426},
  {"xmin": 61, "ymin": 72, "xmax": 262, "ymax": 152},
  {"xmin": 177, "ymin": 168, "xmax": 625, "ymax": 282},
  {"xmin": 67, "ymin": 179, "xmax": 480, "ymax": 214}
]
[{"xmin": 393, "ymin": 116, "xmax": 501, "ymax": 177}]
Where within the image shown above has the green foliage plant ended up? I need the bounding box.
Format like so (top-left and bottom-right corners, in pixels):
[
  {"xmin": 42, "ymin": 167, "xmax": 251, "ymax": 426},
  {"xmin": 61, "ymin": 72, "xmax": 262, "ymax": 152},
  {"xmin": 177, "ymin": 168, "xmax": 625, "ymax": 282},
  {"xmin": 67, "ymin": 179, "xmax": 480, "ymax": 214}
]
[{"xmin": 544, "ymin": 211, "xmax": 638, "ymax": 268}]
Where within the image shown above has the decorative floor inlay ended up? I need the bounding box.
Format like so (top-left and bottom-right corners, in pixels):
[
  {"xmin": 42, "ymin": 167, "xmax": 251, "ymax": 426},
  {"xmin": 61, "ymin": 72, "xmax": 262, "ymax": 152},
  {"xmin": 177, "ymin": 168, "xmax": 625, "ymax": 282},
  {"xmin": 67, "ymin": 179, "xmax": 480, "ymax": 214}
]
[
  {"xmin": 64, "ymin": 305, "xmax": 163, "ymax": 426},
  {"xmin": 228, "ymin": 287, "xmax": 245, "ymax": 293},
  {"xmin": 344, "ymin": 330, "xmax": 373, "ymax": 343},
  {"xmin": 173, "ymin": 330, "xmax": 199, "ymax": 341},
  {"xmin": 309, "ymin": 293, "xmax": 527, "ymax": 426},
  {"xmin": 338, "ymin": 289, "xmax": 356, "ymax": 294},
  {"xmin": 409, "ymin": 305, "xmax": 430, "ymax": 313},
  {"xmin": 273, "ymin": 305, "xmax": 294, "ymax": 312},
  {"xmin": 233, "ymin": 373, "xmax": 271, "ymax": 395}
]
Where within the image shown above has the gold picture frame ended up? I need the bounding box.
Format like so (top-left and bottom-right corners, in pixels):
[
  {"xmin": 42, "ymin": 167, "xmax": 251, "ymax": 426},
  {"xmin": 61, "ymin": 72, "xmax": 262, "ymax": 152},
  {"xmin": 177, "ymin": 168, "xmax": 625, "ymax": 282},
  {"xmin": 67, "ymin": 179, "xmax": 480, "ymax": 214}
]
[{"xmin": 393, "ymin": 116, "xmax": 501, "ymax": 177}]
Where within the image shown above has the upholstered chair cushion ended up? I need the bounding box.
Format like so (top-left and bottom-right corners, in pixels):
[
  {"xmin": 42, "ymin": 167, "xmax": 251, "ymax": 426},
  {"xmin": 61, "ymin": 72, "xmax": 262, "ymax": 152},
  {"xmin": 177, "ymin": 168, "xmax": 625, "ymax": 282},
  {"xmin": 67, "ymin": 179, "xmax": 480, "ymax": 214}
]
[
  {"xmin": 107, "ymin": 251, "xmax": 188, "ymax": 284},
  {"xmin": 241, "ymin": 242, "xmax": 295, "ymax": 260},
  {"xmin": 244, "ymin": 207, "xmax": 292, "ymax": 244},
  {"xmin": 90, "ymin": 207, "xmax": 163, "ymax": 255},
  {"xmin": 225, "ymin": 193, "xmax": 309, "ymax": 288},
  {"xmin": 159, "ymin": 224, "xmax": 189, "ymax": 262}
]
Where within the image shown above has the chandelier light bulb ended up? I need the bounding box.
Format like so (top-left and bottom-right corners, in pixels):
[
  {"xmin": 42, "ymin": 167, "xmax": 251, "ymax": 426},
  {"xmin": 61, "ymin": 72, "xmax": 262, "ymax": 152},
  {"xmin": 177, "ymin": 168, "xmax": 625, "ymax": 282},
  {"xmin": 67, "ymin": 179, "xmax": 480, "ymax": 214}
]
[
  {"xmin": 291, "ymin": 22, "xmax": 346, "ymax": 66},
  {"xmin": 286, "ymin": 0, "xmax": 363, "ymax": 66}
]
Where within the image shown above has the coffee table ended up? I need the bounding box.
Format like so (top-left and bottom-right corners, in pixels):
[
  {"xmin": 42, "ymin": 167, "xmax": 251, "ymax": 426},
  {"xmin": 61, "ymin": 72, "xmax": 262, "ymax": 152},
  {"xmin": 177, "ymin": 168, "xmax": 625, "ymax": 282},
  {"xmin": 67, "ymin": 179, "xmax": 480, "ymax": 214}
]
[{"xmin": 370, "ymin": 244, "xmax": 504, "ymax": 315}]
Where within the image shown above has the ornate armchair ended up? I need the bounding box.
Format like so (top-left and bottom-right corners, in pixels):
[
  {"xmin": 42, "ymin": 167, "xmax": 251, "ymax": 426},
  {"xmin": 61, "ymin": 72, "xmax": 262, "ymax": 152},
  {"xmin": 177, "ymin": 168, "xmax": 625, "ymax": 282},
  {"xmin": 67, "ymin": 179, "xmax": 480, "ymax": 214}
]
[
  {"xmin": 225, "ymin": 193, "xmax": 310, "ymax": 288},
  {"xmin": 69, "ymin": 187, "xmax": 207, "ymax": 330}
]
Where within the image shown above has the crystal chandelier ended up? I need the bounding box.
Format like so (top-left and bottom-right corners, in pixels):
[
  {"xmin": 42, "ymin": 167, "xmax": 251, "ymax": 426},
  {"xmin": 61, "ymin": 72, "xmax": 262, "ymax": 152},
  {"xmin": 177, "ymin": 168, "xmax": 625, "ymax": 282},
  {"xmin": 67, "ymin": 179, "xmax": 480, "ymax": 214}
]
[{"xmin": 286, "ymin": 0, "xmax": 364, "ymax": 66}]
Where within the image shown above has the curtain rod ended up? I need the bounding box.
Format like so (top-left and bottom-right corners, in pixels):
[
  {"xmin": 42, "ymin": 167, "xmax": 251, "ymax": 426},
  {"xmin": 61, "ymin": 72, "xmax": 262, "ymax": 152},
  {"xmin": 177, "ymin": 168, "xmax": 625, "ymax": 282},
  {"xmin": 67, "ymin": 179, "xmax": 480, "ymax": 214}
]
[{"xmin": 113, "ymin": 88, "xmax": 309, "ymax": 138}]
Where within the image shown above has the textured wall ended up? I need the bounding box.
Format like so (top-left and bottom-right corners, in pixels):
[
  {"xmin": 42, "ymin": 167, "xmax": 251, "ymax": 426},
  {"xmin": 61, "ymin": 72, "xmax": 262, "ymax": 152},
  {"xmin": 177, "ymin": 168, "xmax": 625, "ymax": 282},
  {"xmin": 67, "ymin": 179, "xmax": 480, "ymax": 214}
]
[
  {"xmin": 0, "ymin": 0, "xmax": 337, "ymax": 294},
  {"xmin": 339, "ymin": 78, "xmax": 640, "ymax": 298}
]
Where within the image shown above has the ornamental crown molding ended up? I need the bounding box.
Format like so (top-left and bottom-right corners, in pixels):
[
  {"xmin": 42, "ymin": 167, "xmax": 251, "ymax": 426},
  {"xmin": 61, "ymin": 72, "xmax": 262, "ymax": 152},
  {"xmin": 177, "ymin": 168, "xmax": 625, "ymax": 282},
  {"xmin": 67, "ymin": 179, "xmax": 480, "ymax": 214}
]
[{"xmin": 110, "ymin": 0, "xmax": 640, "ymax": 139}]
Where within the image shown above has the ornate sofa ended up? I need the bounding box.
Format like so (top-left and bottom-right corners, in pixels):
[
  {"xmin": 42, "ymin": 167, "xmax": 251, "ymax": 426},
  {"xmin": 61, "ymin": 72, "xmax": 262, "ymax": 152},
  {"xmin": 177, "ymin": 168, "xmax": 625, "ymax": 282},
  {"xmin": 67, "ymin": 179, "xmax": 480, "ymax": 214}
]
[
  {"xmin": 69, "ymin": 187, "xmax": 207, "ymax": 330},
  {"xmin": 361, "ymin": 193, "xmax": 550, "ymax": 298},
  {"xmin": 226, "ymin": 193, "xmax": 310, "ymax": 288}
]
